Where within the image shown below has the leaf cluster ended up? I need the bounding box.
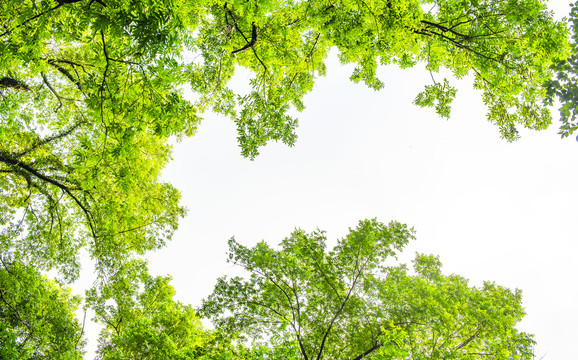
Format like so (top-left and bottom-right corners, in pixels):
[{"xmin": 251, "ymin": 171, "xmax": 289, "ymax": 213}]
[
  {"xmin": 0, "ymin": 255, "xmax": 85, "ymax": 359},
  {"xmin": 546, "ymin": 2, "xmax": 578, "ymax": 139},
  {"xmin": 201, "ymin": 219, "xmax": 534, "ymax": 360}
]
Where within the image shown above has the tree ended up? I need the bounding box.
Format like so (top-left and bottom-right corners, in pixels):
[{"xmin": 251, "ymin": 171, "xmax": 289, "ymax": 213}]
[
  {"xmin": 193, "ymin": 0, "xmax": 569, "ymax": 156},
  {"xmin": 201, "ymin": 219, "xmax": 535, "ymax": 360},
  {"xmin": 0, "ymin": 255, "xmax": 85, "ymax": 359},
  {"xmin": 86, "ymin": 259, "xmax": 209, "ymax": 359},
  {"xmin": 0, "ymin": 0, "xmax": 569, "ymax": 282},
  {"xmin": 0, "ymin": 0, "xmax": 195, "ymax": 279},
  {"xmin": 547, "ymin": 1, "xmax": 578, "ymax": 139},
  {"xmin": 86, "ymin": 258, "xmax": 272, "ymax": 360}
]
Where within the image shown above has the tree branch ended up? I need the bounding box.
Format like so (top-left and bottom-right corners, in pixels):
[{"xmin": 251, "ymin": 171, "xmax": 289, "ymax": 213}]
[
  {"xmin": 0, "ymin": 152, "xmax": 96, "ymax": 239},
  {"xmin": 414, "ymin": 28, "xmax": 512, "ymax": 70},
  {"xmin": 232, "ymin": 23, "xmax": 258, "ymax": 54},
  {"xmin": 100, "ymin": 30, "xmax": 110, "ymax": 93},
  {"xmin": 350, "ymin": 342, "xmax": 382, "ymax": 360},
  {"xmin": 15, "ymin": 119, "xmax": 85, "ymax": 158},
  {"xmin": 316, "ymin": 265, "xmax": 363, "ymax": 360},
  {"xmin": 456, "ymin": 330, "xmax": 479, "ymax": 350},
  {"xmin": 0, "ymin": 4, "xmax": 62, "ymax": 38},
  {"xmin": 48, "ymin": 60, "xmax": 83, "ymax": 91}
]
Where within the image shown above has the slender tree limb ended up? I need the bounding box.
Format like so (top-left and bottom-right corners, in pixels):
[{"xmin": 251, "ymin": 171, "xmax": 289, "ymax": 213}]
[
  {"xmin": 48, "ymin": 60, "xmax": 83, "ymax": 91},
  {"xmin": 316, "ymin": 265, "xmax": 363, "ymax": 360},
  {"xmin": 350, "ymin": 342, "xmax": 382, "ymax": 360},
  {"xmin": 247, "ymin": 300, "xmax": 286, "ymax": 319},
  {"xmin": 414, "ymin": 29, "xmax": 513, "ymax": 70},
  {"xmin": 304, "ymin": 244, "xmax": 342, "ymax": 300},
  {"xmin": 75, "ymin": 310, "xmax": 87, "ymax": 350},
  {"xmin": 232, "ymin": 23, "xmax": 258, "ymax": 54},
  {"xmin": 100, "ymin": 30, "xmax": 110, "ymax": 93},
  {"xmin": 420, "ymin": 20, "xmax": 472, "ymax": 40},
  {"xmin": 0, "ymin": 3, "xmax": 62, "ymax": 38},
  {"xmin": 0, "ymin": 152, "xmax": 97, "ymax": 239},
  {"xmin": 42, "ymin": 73, "xmax": 76, "ymax": 109},
  {"xmin": 456, "ymin": 330, "xmax": 479, "ymax": 349},
  {"xmin": 225, "ymin": 6, "xmax": 268, "ymax": 74}
]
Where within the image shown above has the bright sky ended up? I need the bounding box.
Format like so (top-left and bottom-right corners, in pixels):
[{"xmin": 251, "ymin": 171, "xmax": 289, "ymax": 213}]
[{"xmin": 79, "ymin": 1, "xmax": 578, "ymax": 358}]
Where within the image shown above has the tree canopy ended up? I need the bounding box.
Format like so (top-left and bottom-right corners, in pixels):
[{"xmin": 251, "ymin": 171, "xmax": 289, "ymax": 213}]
[
  {"xmin": 0, "ymin": 0, "xmax": 574, "ymax": 357},
  {"xmin": 201, "ymin": 219, "xmax": 534, "ymax": 360},
  {"xmin": 1, "ymin": 0, "xmax": 195, "ymax": 280},
  {"xmin": 0, "ymin": 255, "xmax": 85, "ymax": 359},
  {"xmin": 0, "ymin": 0, "xmax": 570, "ymax": 283},
  {"xmin": 194, "ymin": 0, "xmax": 569, "ymax": 156},
  {"xmin": 547, "ymin": 1, "xmax": 578, "ymax": 138},
  {"xmin": 86, "ymin": 258, "xmax": 271, "ymax": 360}
]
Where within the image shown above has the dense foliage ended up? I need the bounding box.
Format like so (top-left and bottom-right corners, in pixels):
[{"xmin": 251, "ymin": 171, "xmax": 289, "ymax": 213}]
[
  {"xmin": 0, "ymin": 256, "xmax": 85, "ymax": 359},
  {"xmin": 194, "ymin": 0, "xmax": 568, "ymax": 156},
  {"xmin": 0, "ymin": 0, "xmax": 570, "ymax": 281},
  {"xmin": 86, "ymin": 259, "xmax": 270, "ymax": 360},
  {"xmin": 0, "ymin": 0, "xmax": 195, "ymax": 280},
  {"xmin": 547, "ymin": 1, "xmax": 578, "ymax": 138},
  {"xmin": 202, "ymin": 220, "xmax": 534, "ymax": 359},
  {"xmin": 0, "ymin": 0, "xmax": 574, "ymax": 357}
]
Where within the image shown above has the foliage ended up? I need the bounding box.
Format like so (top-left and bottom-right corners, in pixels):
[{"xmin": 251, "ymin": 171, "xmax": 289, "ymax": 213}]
[
  {"xmin": 0, "ymin": 0, "xmax": 195, "ymax": 280},
  {"xmin": 86, "ymin": 258, "xmax": 268, "ymax": 360},
  {"xmin": 0, "ymin": 0, "xmax": 570, "ymax": 282},
  {"xmin": 546, "ymin": 2, "xmax": 578, "ymax": 139},
  {"xmin": 194, "ymin": 0, "xmax": 569, "ymax": 156},
  {"xmin": 201, "ymin": 219, "xmax": 535, "ymax": 360},
  {"xmin": 86, "ymin": 259, "xmax": 208, "ymax": 359},
  {"xmin": 0, "ymin": 255, "xmax": 85, "ymax": 359},
  {"xmin": 0, "ymin": 1, "xmax": 567, "ymax": 357}
]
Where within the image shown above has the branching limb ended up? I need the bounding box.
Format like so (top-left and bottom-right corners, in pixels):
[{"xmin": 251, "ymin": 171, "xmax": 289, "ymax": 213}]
[
  {"xmin": 47, "ymin": 60, "xmax": 83, "ymax": 91},
  {"xmin": 350, "ymin": 342, "xmax": 382, "ymax": 360},
  {"xmin": 42, "ymin": 73, "xmax": 78, "ymax": 110},
  {"xmin": 15, "ymin": 118, "xmax": 84, "ymax": 158},
  {"xmin": 0, "ymin": 3, "xmax": 62, "ymax": 37},
  {"xmin": 0, "ymin": 152, "xmax": 97, "ymax": 239},
  {"xmin": 456, "ymin": 330, "xmax": 479, "ymax": 350},
  {"xmin": 232, "ymin": 23, "xmax": 258, "ymax": 54},
  {"xmin": 100, "ymin": 30, "xmax": 110, "ymax": 93}
]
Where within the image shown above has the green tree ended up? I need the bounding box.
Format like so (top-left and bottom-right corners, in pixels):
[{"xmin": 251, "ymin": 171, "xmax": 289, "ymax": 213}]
[
  {"xmin": 193, "ymin": 0, "xmax": 569, "ymax": 156},
  {"xmin": 0, "ymin": 255, "xmax": 85, "ymax": 359},
  {"xmin": 547, "ymin": 1, "xmax": 578, "ymax": 139},
  {"xmin": 0, "ymin": 0, "xmax": 570, "ymax": 282},
  {"xmin": 86, "ymin": 258, "xmax": 272, "ymax": 360},
  {"xmin": 201, "ymin": 219, "xmax": 535, "ymax": 360},
  {"xmin": 86, "ymin": 259, "xmax": 208, "ymax": 359},
  {"xmin": 0, "ymin": 0, "xmax": 196, "ymax": 279}
]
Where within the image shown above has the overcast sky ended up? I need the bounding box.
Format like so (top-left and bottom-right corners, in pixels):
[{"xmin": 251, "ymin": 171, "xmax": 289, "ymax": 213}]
[{"xmin": 78, "ymin": 1, "xmax": 577, "ymax": 358}]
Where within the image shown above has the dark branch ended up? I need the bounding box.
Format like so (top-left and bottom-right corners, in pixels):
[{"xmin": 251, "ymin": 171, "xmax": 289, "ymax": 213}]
[
  {"xmin": 414, "ymin": 28, "xmax": 512, "ymax": 70},
  {"xmin": 48, "ymin": 60, "xmax": 83, "ymax": 91},
  {"xmin": 15, "ymin": 119, "xmax": 85, "ymax": 158},
  {"xmin": 232, "ymin": 23, "xmax": 258, "ymax": 54},
  {"xmin": 350, "ymin": 342, "xmax": 382, "ymax": 360},
  {"xmin": 456, "ymin": 331, "xmax": 479, "ymax": 350},
  {"xmin": 42, "ymin": 73, "xmax": 78, "ymax": 107},
  {"xmin": 0, "ymin": 4, "xmax": 62, "ymax": 38},
  {"xmin": 100, "ymin": 31, "xmax": 110, "ymax": 93},
  {"xmin": 420, "ymin": 20, "xmax": 471, "ymax": 40},
  {"xmin": 0, "ymin": 152, "xmax": 96, "ymax": 239},
  {"xmin": 316, "ymin": 265, "xmax": 363, "ymax": 360},
  {"xmin": 0, "ymin": 77, "xmax": 30, "ymax": 91}
]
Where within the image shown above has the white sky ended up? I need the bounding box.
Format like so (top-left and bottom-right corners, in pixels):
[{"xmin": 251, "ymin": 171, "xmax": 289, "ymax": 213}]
[{"xmin": 78, "ymin": 1, "xmax": 578, "ymax": 358}]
